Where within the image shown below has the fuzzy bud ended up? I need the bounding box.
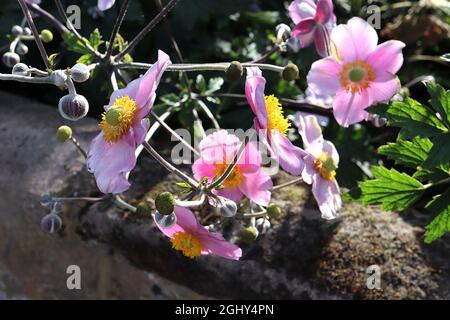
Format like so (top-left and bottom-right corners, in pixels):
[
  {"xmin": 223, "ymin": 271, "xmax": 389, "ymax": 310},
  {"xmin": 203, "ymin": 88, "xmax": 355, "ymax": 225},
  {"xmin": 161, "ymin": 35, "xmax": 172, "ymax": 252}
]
[
  {"xmin": 50, "ymin": 70, "xmax": 68, "ymax": 88},
  {"xmin": 239, "ymin": 226, "xmax": 259, "ymax": 244},
  {"xmin": 58, "ymin": 94, "xmax": 89, "ymax": 121},
  {"xmin": 226, "ymin": 61, "xmax": 243, "ymax": 81},
  {"xmin": 11, "ymin": 25, "xmax": 23, "ymax": 36},
  {"xmin": 23, "ymin": 27, "xmax": 32, "ymax": 36},
  {"xmin": 282, "ymin": 63, "xmax": 299, "ymax": 81},
  {"xmin": 40, "ymin": 193, "xmax": 52, "ymax": 207},
  {"xmin": 154, "ymin": 211, "xmax": 177, "ymax": 229},
  {"xmin": 2, "ymin": 52, "xmax": 20, "ymax": 68},
  {"xmin": 41, "ymin": 213, "xmax": 62, "ymax": 234},
  {"xmin": 12, "ymin": 63, "xmax": 30, "ymax": 76},
  {"xmin": 16, "ymin": 42, "xmax": 28, "ymax": 56},
  {"xmin": 40, "ymin": 29, "xmax": 53, "ymax": 43},
  {"xmin": 255, "ymin": 218, "xmax": 271, "ymax": 234},
  {"xmin": 155, "ymin": 192, "xmax": 176, "ymax": 216},
  {"xmin": 136, "ymin": 201, "xmax": 152, "ymax": 216},
  {"xmin": 275, "ymin": 23, "xmax": 291, "ymax": 43},
  {"xmin": 218, "ymin": 197, "xmax": 237, "ymax": 218},
  {"xmin": 56, "ymin": 125, "xmax": 72, "ymax": 142},
  {"xmin": 267, "ymin": 203, "xmax": 282, "ymax": 219},
  {"xmin": 71, "ymin": 63, "xmax": 90, "ymax": 83}
]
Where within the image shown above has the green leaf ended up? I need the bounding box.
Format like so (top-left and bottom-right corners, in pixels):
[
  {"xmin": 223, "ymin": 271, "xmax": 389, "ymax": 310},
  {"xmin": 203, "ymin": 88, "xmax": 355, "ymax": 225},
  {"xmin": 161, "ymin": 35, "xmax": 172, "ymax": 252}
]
[
  {"xmin": 77, "ymin": 53, "xmax": 94, "ymax": 65},
  {"xmin": 426, "ymin": 82, "xmax": 450, "ymax": 129},
  {"xmin": 62, "ymin": 33, "xmax": 90, "ymax": 54},
  {"xmin": 195, "ymin": 74, "xmax": 207, "ymax": 93},
  {"xmin": 160, "ymin": 93, "xmax": 180, "ymax": 107},
  {"xmin": 378, "ymin": 137, "xmax": 432, "ymax": 168},
  {"xmin": 89, "ymin": 28, "xmax": 104, "ymax": 50},
  {"xmin": 423, "ymin": 132, "xmax": 450, "ymax": 168},
  {"xmin": 48, "ymin": 53, "xmax": 59, "ymax": 67},
  {"xmin": 413, "ymin": 167, "xmax": 450, "ymax": 183},
  {"xmin": 424, "ymin": 190, "xmax": 450, "ymax": 243},
  {"xmin": 206, "ymin": 77, "xmax": 224, "ymax": 94},
  {"xmin": 345, "ymin": 166, "xmax": 425, "ymax": 211}
]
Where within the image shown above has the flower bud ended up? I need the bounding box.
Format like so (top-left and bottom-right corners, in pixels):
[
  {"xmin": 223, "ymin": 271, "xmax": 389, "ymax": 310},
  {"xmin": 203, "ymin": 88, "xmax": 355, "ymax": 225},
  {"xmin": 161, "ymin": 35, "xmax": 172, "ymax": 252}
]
[
  {"xmin": 255, "ymin": 218, "xmax": 271, "ymax": 234},
  {"xmin": 16, "ymin": 42, "xmax": 28, "ymax": 56},
  {"xmin": 40, "ymin": 29, "xmax": 53, "ymax": 43},
  {"xmin": 56, "ymin": 125, "xmax": 72, "ymax": 142},
  {"xmin": 155, "ymin": 192, "xmax": 175, "ymax": 216},
  {"xmin": 282, "ymin": 63, "xmax": 299, "ymax": 81},
  {"xmin": 275, "ymin": 23, "xmax": 291, "ymax": 42},
  {"xmin": 226, "ymin": 61, "xmax": 243, "ymax": 81},
  {"xmin": 136, "ymin": 201, "xmax": 152, "ymax": 216},
  {"xmin": 218, "ymin": 197, "xmax": 237, "ymax": 218},
  {"xmin": 12, "ymin": 63, "xmax": 30, "ymax": 76},
  {"xmin": 2, "ymin": 52, "xmax": 20, "ymax": 68},
  {"xmin": 58, "ymin": 94, "xmax": 89, "ymax": 121},
  {"xmin": 40, "ymin": 193, "xmax": 52, "ymax": 207},
  {"xmin": 267, "ymin": 203, "xmax": 282, "ymax": 219},
  {"xmin": 41, "ymin": 213, "xmax": 62, "ymax": 234},
  {"xmin": 154, "ymin": 211, "xmax": 177, "ymax": 229},
  {"xmin": 239, "ymin": 226, "xmax": 259, "ymax": 244},
  {"xmin": 71, "ymin": 63, "xmax": 90, "ymax": 83},
  {"xmin": 50, "ymin": 70, "xmax": 68, "ymax": 88},
  {"xmin": 23, "ymin": 27, "xmax": 32, "ymax": 36},
  {"xmin": 11, "ymin": 25, "xmax": 23, "ymax": 36}
]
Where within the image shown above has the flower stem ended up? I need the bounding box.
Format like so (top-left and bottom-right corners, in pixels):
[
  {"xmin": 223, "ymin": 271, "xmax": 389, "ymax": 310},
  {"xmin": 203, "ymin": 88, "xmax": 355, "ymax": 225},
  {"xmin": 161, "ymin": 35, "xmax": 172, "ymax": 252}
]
[
  {"xmin": 272, "ymin": 177, "xmax": 304, "ymax": 191},
  {"xmin": 70, "ymin": 136, "xmax": 87, "ymax": 158},
  {"xmin": 26, "ymin": 2, "xmax": 69, "ymax": 34},
  {"xmin": 105, "ymin": 0, "xmax": 130, "ymax": 61}
]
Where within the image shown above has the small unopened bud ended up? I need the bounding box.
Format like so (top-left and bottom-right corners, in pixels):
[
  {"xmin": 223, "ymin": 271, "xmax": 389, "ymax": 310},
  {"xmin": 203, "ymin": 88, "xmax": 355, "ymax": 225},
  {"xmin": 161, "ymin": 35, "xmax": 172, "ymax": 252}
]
[
  {"xmin": 58, "ymin": 94, "xmax": 89, "ymax": 121},
  {"xmin": 255, "ymin": 218, "xmax": 271, "ymax": 234},
  {"xmin": 12, "ymin": 63, "xmax": 30, "ymax": 76},
  {"xmin": 155, "ymin": 211, "xmax": 177, "ymax": 228},
  {"xmin": 40, "ymin": 29, "xmax": 53, "ymax": 43},
  {"xmin": 218, "ymin": 197, "xmax": 237, "ymax": 218},
  {"xmin": 56, "ymin": 125, "xmax": 72, "ymax": 142},
  {"xmin": 50, "ymin": 70, "xmax": 68, "ymax": 88},
  {"xmin": 282, "ymin": 63, "xmax": 299, "ymax": 81},
  {"xmin": 23, "ymin": 27, "xmax": 32, "ymax": 36},
  {"xmin": 136, "ymin": 201, "xmax": 152, "ymax": 216},
  {"xmin": 41, "ymin": 213, "xmax": 62, "ymax": 234},
  {"xmin": 226, "ymin": 61, "xmax": 243, "ymax": 81},
  {"xmin": 71, "ymin": 63, "xmax": 90, "ymax": 83},
  {"xmin": 267, "ymin": 203, "xmax": 282, "ymax": 219},
  {"xmin": 239, "ymin": 226, "xmax": 259, "ymax": 244},
  {"xmin": 275, "ymin": 23, "xmax": 291, "ymax": 42},
  {"xmin": 11, "ymin": 25, "xmax": 23, "ymax": 36},
  {"xmin": 155, "ymin": 192, "xmax": 176, "ymax": 215},
  {"xmin": 2, "ymin": 52, "xmax": 20, "ymax": 68},
  {"xmin": 40, "ymin": 193, "xmax": 52, "ymax": 207},
  {"xmin": 16, "ymin": 42, "xmax": 28, "ymax": 56}
]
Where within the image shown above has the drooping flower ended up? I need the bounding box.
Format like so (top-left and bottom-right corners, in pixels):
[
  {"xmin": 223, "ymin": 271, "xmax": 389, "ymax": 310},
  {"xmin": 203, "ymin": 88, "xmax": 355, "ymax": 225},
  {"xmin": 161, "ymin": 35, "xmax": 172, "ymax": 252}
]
[
  {"xmin": 296, "ymin": 114, "xmax": 342, "ymax": 219},
  {"xmin": 307, "ymin": 17, "xmax": 405, "ymax": 127},
  {"xmin": 98, "ymin": 0, "xmax": 115, "ymax": 11},
  {"xmin": 155, "ymin": 206, "xmax": 242, "ymax": 260},
  {"xmin": 245, "ymin": 67, "xmax": 306, "ymax": 176},
  {"xmin": 87, "ymin": 50, "xmax": 171, "ymax": 194},
  {"xmin": 289, "ymin": 0, "xmax": 336, "ymax": 57},
  {"xmin": 193, "ymin": 130, "xmax": 273, "ymax": 207}
]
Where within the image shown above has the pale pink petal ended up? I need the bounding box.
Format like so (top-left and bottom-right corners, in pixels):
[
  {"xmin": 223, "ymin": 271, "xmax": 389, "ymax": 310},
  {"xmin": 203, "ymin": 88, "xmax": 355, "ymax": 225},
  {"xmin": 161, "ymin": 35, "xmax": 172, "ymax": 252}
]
[
  {"xmin": 302, "ymin": 155, "xmax": 317, "ymax": 185},
  {"xmin": 132, "ymin": 118, "xmax": 150, "ymax": 145},
  {"xmin": 314, "ymin": 25, "xmax": 330, "ymax": 57},
  {"xmin": 312, "ymin": 178, "xmax": 341, "ymax": 220},
  {"xmin": 333, "ymin": 89, "xmax": 370, "ymax": 127},
  {"xmin": 288, "ymin": 0, "xmax": 317, "ymax": 24},
  {"xmin": 198, "ymin": 130, "xmax": 239, "ymax": 163},
  {"xmin": 98, "ymin": 0, "xmax": 115, "ymax": 11},
  {"xmin": 239, "ymin": 170, "xmax": 273, "ymax": 207},
  {"xmin": 292, "ymin": 18, "xmax": 317, "ymax": 48},
  {"xmin": 366, "ymin": 40, "xmax": 405, "ymax": 80},
  {"xmin": 217, "ymin": 188, "xmax": 244, "ymax": 204},
  {"xmin": 237, "ymin": 141, "xmax": 261, "ymax": 174},
  {"xmin": 154, "ymin": 207, "xmax": 199, "ymax": 237},
  {"xmin": 245, "ymin": 67, "xmax": 269, "ymax": 129},
  {"xmin": 307, "ymin": 57, "xmax": 341, "ymax": 96},
  {"xmin": 197, "ymin": 230, "xmax": 242, "ymax": 260},
  {"xmin": 192, "ymin": 158, "xmax": 216, "ymax": 181},
  {"xmin": 315, "ymin": 0, "xmax": 334, "ymax": 24},
  {"xmin": 270, "ymin": 131, "xmax": 306, "ymax": 176},
  {"xmin": 322, "ymin": 140, "xmax": 339, "ymax": 165},
  {"xmin": 367, "ymin": 76, "xmax": 401, "ymax": 106},
  {"xmin": 296, "ymin": 114, "xmax": 324, "ymax": 149}
]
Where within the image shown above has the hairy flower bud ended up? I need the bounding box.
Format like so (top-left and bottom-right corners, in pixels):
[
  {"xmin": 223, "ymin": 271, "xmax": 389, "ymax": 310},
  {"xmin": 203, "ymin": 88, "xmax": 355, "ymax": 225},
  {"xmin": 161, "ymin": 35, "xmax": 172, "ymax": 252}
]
[
  {"xmin": 40, "ymin": 193, "xmax": 52, "ymax": 207},
  {"xmin": 40, "ymin": 29, "xmax": 53, "ymax": 43},
  {"xmin": 50, "ymin": 70, "xmax": 68, "ymax": 88},
  {"xmin": 255, "ymin": 218, "xmax": 271, "ymax": 234},
  {"xmin": 267, "ymin": 203, "xmax": 282, "ymax": 219},
  {"xmin": 239, "ymin": 226, "xmax": 259, "ymax": 244},
  {"xmin": 226, "ymin": 61, "xmax": 243, "ymax": 81},
  {"xmin": 154, "ymin": 211, "xmax": 177, "ymax": 229},
  {"xmin": 11, "ymin": 25, "xmax": 23, "ymax": 36},
  {"xmin": 218, "ymin": 197, "xmax": 237, "ymax": 217},
  {"xmin": 71, "ymin": 63, "xmax": 90, "ymax": 83},
  {"xmin": 56, "ymin": 125, "xmax": 72, "ymax": 142},
  {"xmin": 136, "ymin": 201, "xmax": 152, "ymax": 216},
  {"xmin": 282, "ymin": 63, "xmax": 299, "ymax": 81},
  {"xmin": 2, "ymin": 52, "xmax": 20, "ymax": 68},
  {"xmin": 58, "ymin": 94, "xmax": 89, "ymax": 121},
  {"xmin": 23, "ymin": 27, "xmax": 32, "ymax": 36},
  {"xmin": 16, "ymin": 42, "xmax": 28, "ymax": 56},
  {"xmin": 12, "ymin": 63, "xmax": 30, "ymax": 76},
  {"xmin": 41, "ymin": 213, "xmax": 62, "ymax": 234},
  {"xmin": 155, "ymin": 192, "xmax": 176, "ymax": 216},
  {"xmin": 275, "ymin": 23, "xmax": 291, "ymax": 43}
]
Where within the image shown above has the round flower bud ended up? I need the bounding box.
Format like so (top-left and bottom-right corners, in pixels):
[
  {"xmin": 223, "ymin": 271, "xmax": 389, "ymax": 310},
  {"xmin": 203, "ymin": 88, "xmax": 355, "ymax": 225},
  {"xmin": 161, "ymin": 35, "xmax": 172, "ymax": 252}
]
[
  {"xmin": 50, "ymin": 70, "xmax": 68, "ymax": 88},
  {"xmin": 58, "ymin": 94, "xmax": 89, "ymax": 121},
  {"xmin": 154, "ymin": 211, "xmax": 177, "ymax": 229},
  {"xmin": 136, "ymin": 201, "xmax": 152, "ymax": 216},
  {"xmin": 282, "ymin": 63, "xmax": 299, "ymax": 81},
  {"xmin": 2, "ymin": 52, "xmax": 20, "ymax": 68},
  {"xmin": 218, "ymin": 197, "xmax": 237, "ymax": 218},
  {"xmin": 40, "ymin": 29, "xmax": 53, "ymax": 43},
  {"xmin": 41, "ymin": 213, "xmax": 62, "ymax": 234},
  {"xmin": 275, "ymin": 23, "xmax": 291, "ymax": 42},
  {"xmin": 40, "ymin": 193, "xmax": 52, "ymax": 207},
  {"xmin": 12, "ymin": 63, "xmax": 30, "ymax": 76},
  {"xmin": 71, "ymin": 63, "xmax": 90, "ymax": 83},
  {"xmin": 56, "ymin": 125, "xmax": 72, "ymax": 142},
  {"xmin": 11, "ymin": 25, "xmax": 23, "ymax": 36},
  {"xmin": 239, "ymin": 226, "xmax": 259, "ymax": 244},
  {"xmin": 16, "ymin": 42, "xmax": 28, "ymax": 56},
  {"xmin": 23, "ymin": 27, "xmax": 32, "ymax": 36},
  {"xmin": 155, "ymin": 192, "xmax": 175, "ymax": 216},
  {"xmin": 226, "ymin": 61, "xmax": 243, "ymax": 81},
  {"xmin": 267, "ymin": 203, "xmax": 282, "ymax": 219},
  {"xmin": 255, "ymin": 218, "xmax": 271, "ymax": 234}
]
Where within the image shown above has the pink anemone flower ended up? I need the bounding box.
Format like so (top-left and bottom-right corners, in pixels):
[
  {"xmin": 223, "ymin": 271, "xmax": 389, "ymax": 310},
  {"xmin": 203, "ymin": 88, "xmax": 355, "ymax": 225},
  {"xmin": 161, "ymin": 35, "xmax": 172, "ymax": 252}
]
[
  {"xmin": 87, "ymin": 50, "xmax": 171, "ymax": 194},
  {"xmin": 98, "ymin": 0, "xmax": 115, "ymax": 11},
  {"xmin": 245, "ymin": 67, "xmax": 306, "ymax": 176},
  {"xmin": 307, "ymin": 17, "xmax": 405, "ymax": 127},
  {"xmin": 289, "ymin": 0, "xmax": 336, "ymax": 57},
  {"xmin": 296, "ymin": 114, "xmax": 342, "ymax": 219},
  {"xmin": 193, "ymin": 130, "xmax": 273, "ymax": 207},
  {"xmin": 155, "ymin": 206, "xmax": 242, "ymax": 260}
]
